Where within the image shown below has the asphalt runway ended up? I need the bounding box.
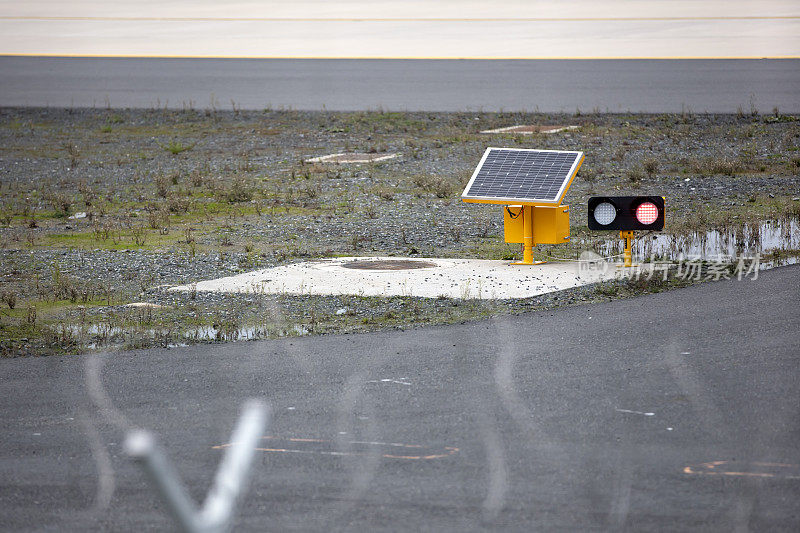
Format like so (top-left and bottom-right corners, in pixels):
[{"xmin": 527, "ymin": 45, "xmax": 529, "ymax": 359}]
[
  {"xmin": 1, "ymin": 265, "xmax": 798, "ymax": 531},
  {"xmin": 1, "ymin": 57, "xmax": 799, "ymax": 113}
]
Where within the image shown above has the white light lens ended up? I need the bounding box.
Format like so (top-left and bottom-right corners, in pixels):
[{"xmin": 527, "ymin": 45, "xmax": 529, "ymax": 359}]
[{"xmin": 593, "ymin": 202, "xmax": 616, "ymax": 225}]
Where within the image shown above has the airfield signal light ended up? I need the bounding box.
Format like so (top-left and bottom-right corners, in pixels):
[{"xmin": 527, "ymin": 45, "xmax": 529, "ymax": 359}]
[
  {"xmin": 587, "ymin": 196, "xmax": 665, "ymax": 267},
  {"xmin": 588, "ymin": 196, "xmax": 665, "ymax": 231}
]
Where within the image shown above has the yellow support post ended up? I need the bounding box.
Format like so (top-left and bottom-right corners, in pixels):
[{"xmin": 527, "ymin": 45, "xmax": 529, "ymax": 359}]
[
  {"xmin": 512, "ymin": 206, "xmax": 546, "ymax": 265},
  {"xmin": 620, "ymin": 230, "xmax": 634, "ymax": 267},
  {"xmin": 523, "ymin": 205, "xmax": 534, "ymax": 264}
]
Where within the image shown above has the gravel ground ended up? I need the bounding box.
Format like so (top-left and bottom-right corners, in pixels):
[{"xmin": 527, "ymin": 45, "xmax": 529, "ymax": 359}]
[{"xmin": 0, "ymin": 107, "xmax": 798, "ymax": 356}]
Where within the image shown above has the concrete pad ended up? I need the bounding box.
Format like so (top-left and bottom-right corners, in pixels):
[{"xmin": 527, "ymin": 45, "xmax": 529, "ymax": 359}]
[
  {"xmin": 170, "ymin": 256, "xmax": 624, "ymax": 299},
  {"xmin": 480, "ymin": 125, "xmax": 579, "ymax": 134},
  {"xmin": 305, "ymin": 153, "xmax": 399, "ymax": 163}
]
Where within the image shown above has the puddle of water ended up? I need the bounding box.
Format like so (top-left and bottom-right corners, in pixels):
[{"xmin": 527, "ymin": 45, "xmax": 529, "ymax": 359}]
[
  {"xmin": 76, "ymin": 324, "xmax": 124, "ymax": 337},
  {"xmin": 70, "ymin": 323, "xmax": 310, "ymax": 346},
  {"xmin": 588, "ymin": 218, "xmax": 800, "ymax": 267},
  {"xmin": 183, "ymin": 324, "xmax": 309, "ymax": 341}
]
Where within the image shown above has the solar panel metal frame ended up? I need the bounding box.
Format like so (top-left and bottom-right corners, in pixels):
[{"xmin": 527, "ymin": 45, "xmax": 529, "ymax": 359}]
[{"xmin": 461, "ymin": 147, "xmax": 584, "ymax": 206}]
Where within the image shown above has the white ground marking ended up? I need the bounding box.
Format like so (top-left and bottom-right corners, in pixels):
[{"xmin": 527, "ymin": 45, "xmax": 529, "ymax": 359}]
[
  {"xmin": 615, "ymin": 409, "xmax": 655, "ymax": 416},
  {"xmin": 366, "ymin": 378, "xmax": 412, "ymax": 386},
  {"xmin": 480, "ymin": 125, "xmax": 579, "ymax": 134},
  {"xmin": 304, "ymin": 153, "xmax": 398, "ymax": 163}
]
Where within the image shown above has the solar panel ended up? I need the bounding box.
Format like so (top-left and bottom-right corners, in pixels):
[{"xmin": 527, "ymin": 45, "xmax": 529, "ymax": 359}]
[{"xmin": 461, "ymin": 148, "xmax": 584, "ymax": 205}]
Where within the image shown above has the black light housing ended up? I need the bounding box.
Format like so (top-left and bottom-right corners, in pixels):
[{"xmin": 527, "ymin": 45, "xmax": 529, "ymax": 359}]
[{"xmin": 588, "ymin": 196, "xmax": 665, "ymax": 230}]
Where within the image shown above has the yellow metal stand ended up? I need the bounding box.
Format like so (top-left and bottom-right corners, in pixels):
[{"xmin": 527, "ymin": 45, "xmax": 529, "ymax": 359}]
[
  {"xmin": 620, "ymin": 230, "xmax": 635, "ymax": 267},
  {"xmin": 512, "ymin": 206, "xmax": 546, "ymax": 265}
]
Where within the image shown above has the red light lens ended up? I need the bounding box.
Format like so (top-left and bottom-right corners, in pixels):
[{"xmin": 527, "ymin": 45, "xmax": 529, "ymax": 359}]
[{"xmin": 635, "ymin": 202, "xmax": 659, "ymax": 225}]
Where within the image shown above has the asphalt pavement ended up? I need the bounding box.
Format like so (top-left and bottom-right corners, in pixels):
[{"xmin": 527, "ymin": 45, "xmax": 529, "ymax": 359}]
[
  {"xmin": 1, "ymin": 57, "xmax": 799, "ymax": 113},
  {"xmin": 0, "ymin": 264, "xmax": 798, "ymax": 531}
]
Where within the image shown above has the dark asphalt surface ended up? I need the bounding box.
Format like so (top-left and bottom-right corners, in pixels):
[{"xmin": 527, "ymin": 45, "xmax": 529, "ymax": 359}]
[
  {"xmin": 1, "ymin": 265, "xmax": 799, "ymax": 531},
  {"xmin": 1, "ymin": 57, "xmax": 799, "ymax": 113}
]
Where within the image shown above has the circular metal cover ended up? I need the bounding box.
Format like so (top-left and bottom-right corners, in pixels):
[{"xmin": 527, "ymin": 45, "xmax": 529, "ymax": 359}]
[{"xmin": 341, "ymin": 259, "xmax": 437, "ymax": 271}]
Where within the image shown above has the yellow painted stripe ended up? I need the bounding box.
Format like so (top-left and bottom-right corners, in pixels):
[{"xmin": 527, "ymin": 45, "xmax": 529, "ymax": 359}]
[
  {"xmin": 3, "ymin": 53, "xmax": 800, "ymax": 60},
  {"xmin": 2, "ymin": 16, "xmax": 799, "ymax": 22}
]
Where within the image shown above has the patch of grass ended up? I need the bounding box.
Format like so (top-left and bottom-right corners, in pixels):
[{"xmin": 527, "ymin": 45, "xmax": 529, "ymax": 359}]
[
  {"xmin": 625, "ymin": 167, "xmax": 644, "ymax": 186},
  {"xmin": 1, "ymin": 291, "xmax": 17, "ymax": 309},
  {"xmin": 595, "ymin": 283, "xmax": 619, "ymax": 297},
  {"xmin": 146, "ymin": 205, "xmax": 170, "ymax": 229},
  {"xmin": 46, "ymin": 192, "xmax": 73, "ymax": 217},
  {"xmin": 159, "ymin": 140, "xmax": 196, "ymax": 155},
  {"xmin": 782, "ymin": 200, "xmax": 800, "ymax": 219},
  {"xmin": 762, "ymin": 247, "xmax": 800, "ymax": 263},
  {"xmin": 411, "ymin": 175, "xmax": 459, "ymax": 198},
  {"xmin": 0, "ymin": 208, "xmax": 13, "ymax": 227},
  {"xmin": 689, "ymin": 157, "xmax": 741, "ymax": 177},
  {"xmin": 373, "ymin": 186, "xmax": 396, "ymax": 201},
  {"xmin": 167, "ymin": 195, "xmax": 192, "ymax": 214},
  {"xmin": 220, "ymin": 177, "xmax": 254, "ymax": 203},
  {"xmin": 622, "ymin": 275, "xmax": 692, "ymax": 295},
  {"xmin": 642, "ymin": 157, "xmax": 659, "ymax": 177},
  {"xmin": 64, "ymin": 142, "xmax": 80, "ymax": 167},
  {"xmin": 153, "ymin": 174, "xmax": 171, "ymax": 198},
  {"xmin": 765, "ymin": 114, "xmax": 799, "ymax": 124}
]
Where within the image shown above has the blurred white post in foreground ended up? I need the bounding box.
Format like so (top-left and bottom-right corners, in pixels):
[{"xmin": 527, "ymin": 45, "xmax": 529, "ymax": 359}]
[{"xmin": 124, "ymin": 400, "xmax": 270, "ymax": 533}]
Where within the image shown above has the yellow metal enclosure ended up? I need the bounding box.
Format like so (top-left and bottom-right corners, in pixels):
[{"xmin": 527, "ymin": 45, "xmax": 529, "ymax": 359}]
[
  {"xmin": 503, "ymin": 205, "xmax": 525, "ymax": 243},
  {"xmin": 503, "ymin": 205, "xmax": 570, "ymax": 245}
]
